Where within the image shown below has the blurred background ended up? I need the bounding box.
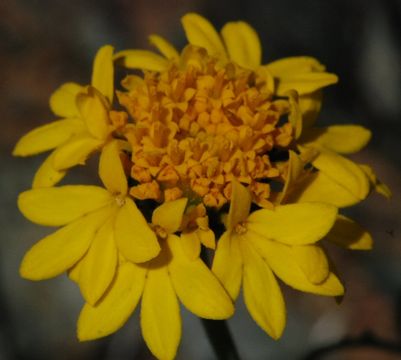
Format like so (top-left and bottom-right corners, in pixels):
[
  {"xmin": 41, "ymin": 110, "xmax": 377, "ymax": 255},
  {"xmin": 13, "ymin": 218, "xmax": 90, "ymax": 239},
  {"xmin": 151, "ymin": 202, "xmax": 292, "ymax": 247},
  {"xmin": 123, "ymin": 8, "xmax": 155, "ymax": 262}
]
[{"xmin": 1, "ymin": 0, "xmax": 401, "ymax": 359}]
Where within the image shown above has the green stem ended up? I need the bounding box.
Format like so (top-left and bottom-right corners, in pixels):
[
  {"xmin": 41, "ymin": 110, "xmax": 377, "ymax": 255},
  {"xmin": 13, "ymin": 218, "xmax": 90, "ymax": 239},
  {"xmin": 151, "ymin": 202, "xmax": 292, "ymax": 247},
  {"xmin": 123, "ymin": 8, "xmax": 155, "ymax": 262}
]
[{"xmin": 201, "ymin": 318, "xmax": 241, "ymax": 360}]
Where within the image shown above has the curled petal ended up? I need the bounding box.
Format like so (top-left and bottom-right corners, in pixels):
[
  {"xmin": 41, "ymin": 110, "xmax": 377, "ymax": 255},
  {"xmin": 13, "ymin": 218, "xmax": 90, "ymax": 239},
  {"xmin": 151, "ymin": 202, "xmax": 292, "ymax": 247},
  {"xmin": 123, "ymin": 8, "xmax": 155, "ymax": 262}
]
[
  {"xmin": 247, "ymin": 203, "xmax": 337, "ymax": 245},
  {"xmin": 149, "ymin": 34, "xmax": 179, "ymax": 60},
  {"xmin": 20, "ymin": 207, "xmax": 111, "ymax": 280},
  {"xmin": 114, "ymin": 198, "xmax": 160, "ymax": 263},
  {"xmin": 275, "ymin": 72, "xmax": 338, "ymax": 95},
  {"xmin": 299, "ymin": 92, "xmax": 322, "ymax": 129},
  {"xmin": 168, "ymin": 235, "xmax": 234, "ymax": 319},
  {"xmin": 18, "ymin": 185, "xmax": 112, "ymax": 226},
  {"xmin": 300, "ymin": 125, "xmax": 372, "ymax": 154},
  {"xmin": 326, "ymin": 215, "xmax": 373, "ymax": 250},
  {"xmin": 91, "ymin": 45, "xmax": 114, "ymax": 103},
  {"xmin": 249, "ymin": 232, "xmax": 344, "ymax": 296},
  {"xmin": 312, "ymin": 151, "xmax": 370, "ymax": 204},
  {"xmin": 360, "ymin": 164, "xmax": 392, "ymax": 199},
  {"xmin": 226, "ymin": 179, "xmax": 252, "ymax": 229},
  {"xmin": 13, "ymin": 118, "xmax": 84, "ymax": 157},
  {"xmin": 241, "ymin": 240, "xmax": 285, "ymax": 339},
  {"xmin": 49, "ymin": 82, "xmax": 84, "ymax": 117},
  {"xmin": 181, "ymin": 13, "xmax": 227, "ymax": 58},
  {"xmin": 266, "ymin": 56, "xmax": 326, "ymax": 75},
  {"xmin": 114, "ymin": 50, "xmax": 169, "ymax": 72},
  {"xmin": 78, "ymin": 262, "xmax": 146, "ymax": 340},
  {"xmin": 266, "ymin": 56, "xmax": 338, "ymax": 95},
  {"xmin": 221, "ymin": 21, "xmax": 261, "ymax": 69},
  {"xmin": 286, "ymin": 90, "xmax": 302, "ymax": 139},
  {"xmin": 212, "ymin": 231, "xmax": 243, "ymax": 301},
  {"xmin": 76, "ymin": 87, "xmax": 110, "ymax": 140},
  {"xmin": 141, "ymin": 263, "xmax": 181, "ymax": 360}
]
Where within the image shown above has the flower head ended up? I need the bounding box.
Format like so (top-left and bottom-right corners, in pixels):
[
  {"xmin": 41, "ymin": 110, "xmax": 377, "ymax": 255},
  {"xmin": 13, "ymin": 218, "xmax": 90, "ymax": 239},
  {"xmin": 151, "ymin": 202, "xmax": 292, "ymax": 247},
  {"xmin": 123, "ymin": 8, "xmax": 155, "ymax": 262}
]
[{"xmin": 15, "ymin": 12, "xmax": 390, "ymax": 360}]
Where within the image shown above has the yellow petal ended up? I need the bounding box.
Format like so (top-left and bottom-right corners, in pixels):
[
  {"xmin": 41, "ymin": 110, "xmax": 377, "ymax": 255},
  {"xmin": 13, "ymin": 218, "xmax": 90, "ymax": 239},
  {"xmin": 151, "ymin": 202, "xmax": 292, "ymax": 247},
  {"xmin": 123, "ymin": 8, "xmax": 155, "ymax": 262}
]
[
  {"xmin": 248, "ymin": 232, "xmax": 344, "ymax": 296},
  {"xmin": 181, "ymin": 13, "xmax": 227, "ymax": 58},
  {"xmin": 20, "ymin": 208, "xmax": 110, "ymax": 280},
  {"xmin": 247, "ymin": 203, "xmax": 337, "ymax": 245},
  {"xmin": 79, "ymin": 217, "xmax": 118, "ymax": 305},
  {"xmin": 152, "ymin": 198, "xmax": 188, "ymax": 234},
  {"xmin": 168, "ymin": 235, "xmax": 234, "ymax": 319},
  {"xmin": 276, "ymin": 72, "xmax": 338, "ymax": 95},
  {"xmin": 99, "ymin": 140, "xmax": 128, "ymax": 195},
  {"xmin": 52, "ymin": 135, "xmax": 103, "ymax": 170},
  {"xmin": 76, "ymin": 86, "xmax": 110, "ymax": 140},
  {"xmin": 221, "ymin": 21, "xmax": 261, "ymax": 69},
  {"xmin": 91, "ymin": 45, "xmax": 114, "ymax": 103},
  {"xmin": 212, "ymin": 231, "xmax": 243, "ymax": 300},
  {"xmin": 279, "ymin": 150, "xmax": 305, "ymax": 203},
  {"xmin": 198, "ymin": 228, "xmax": 216, "ymax": 249},
  {"xmin": 114, "ymin": 198, "xmax": 160, "ymax": 263},
  {"xmin": 49, "ymin": 82, "xmax": 84, "ymax": 117},
  {"xmin": 121, "ymin": 75, "xmax": 145, "ymax": 91},
  {"xmin": 32, "ymin": 152, "xmax": 66, "ymax": 188},
  {"xmin": 141, "ymin": 262, "xmax": 181, "ymax": 360},
  {"xmin": 360, "ymin": 164, "xmax": 392, "ymax": 199},
  {"xmin": 226, "ymin": 179, "xmax": 252, "ymax": 229},
  {"xmin": 114, "ymin": 50, "xmax": 169, "ymax": 72},
  {"xmin": 291, "ymin": 245, "xmax": 329, "ymax": 284},
  {"xmin": 267, "ymin": 56, "xmax": 326, "ymax": 75},
  {"xmin": 68, "ymin": 257, "xmax": 82, "ymax": 283},
  {"xmin": 12, "ymin": 119, "xmax": 84, "ymax": 157},
  {"xmin": 311, "ymin": 150, "xmax": 370, "ymax": 205},
  {"xmin": 149, "ymin": 34, "xmax": 179, "ymax": 60},
  {"xmin": 301, "ymin": 125, "xmax": 372, "ymax": 154},
  {"xmin": 78, "ymin": 261, "xmax": 146, "ymax": 340},
  {"xmin": 179, "ymin": 232, "xmax": 201, "ymax": 260},
  {"xmin": 286, "ymin": 90, "xmax": 302, "ymax": 139},
  {"xmin": 241, "ymin": 240, "xmax": 285, "ymax": 339},
  {"xmin": 299, "ymin": 91, "xmax": 322, "ymax": 129},
  {"xmin": 18, "ymin": 185, "xmax": 112, "ymax": 226},
  {"xmin": 326, "ymin": 215, "xmax": 373, "ymax": 250}
]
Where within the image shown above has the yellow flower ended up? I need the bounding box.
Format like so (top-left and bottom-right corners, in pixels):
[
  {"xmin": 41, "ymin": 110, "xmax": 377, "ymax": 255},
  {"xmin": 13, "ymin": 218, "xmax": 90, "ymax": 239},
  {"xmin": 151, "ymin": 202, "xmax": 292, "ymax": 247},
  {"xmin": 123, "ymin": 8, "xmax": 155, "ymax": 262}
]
[
  {"xmin": 13, "ymin": 45, "xmax": 118, "ymax": 188},
  {"xmin": 77, "ymin": 198, "xmax": 234, "ymax": 360},
  {"xmin": 212, "ymin": 180, "xmax": 343, "ymax": 338},
  {"xmin": 15, "ymin": 11, "xmax": 391, "ymax": 359}
]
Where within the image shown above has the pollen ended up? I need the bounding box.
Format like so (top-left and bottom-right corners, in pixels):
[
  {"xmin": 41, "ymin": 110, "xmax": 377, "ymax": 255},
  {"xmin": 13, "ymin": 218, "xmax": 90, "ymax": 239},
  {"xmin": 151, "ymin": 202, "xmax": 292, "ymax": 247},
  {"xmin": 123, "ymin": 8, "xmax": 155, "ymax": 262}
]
[
  {"xmin": 234, "ymin": 222, "xmax": 248, "ymax": 235},
  {"xmin": 119, "ymin": 45, "xmax": 294, "ymax": 208},
  {"xmin": 115, "ymin": 195, "xmax": 126, "ymax": 207},
  {"xmin": 152, "ymin": 224, "xmax": 168, "ymax": 239}
]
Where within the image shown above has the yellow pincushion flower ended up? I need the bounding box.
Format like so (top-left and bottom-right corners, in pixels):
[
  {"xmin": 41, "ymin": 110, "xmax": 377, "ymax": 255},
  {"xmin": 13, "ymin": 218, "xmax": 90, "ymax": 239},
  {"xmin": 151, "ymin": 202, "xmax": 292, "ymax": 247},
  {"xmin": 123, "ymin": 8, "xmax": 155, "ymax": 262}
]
[{"xmin": 15, "ymin": 11, "xmax": 391, "ymax": 360}]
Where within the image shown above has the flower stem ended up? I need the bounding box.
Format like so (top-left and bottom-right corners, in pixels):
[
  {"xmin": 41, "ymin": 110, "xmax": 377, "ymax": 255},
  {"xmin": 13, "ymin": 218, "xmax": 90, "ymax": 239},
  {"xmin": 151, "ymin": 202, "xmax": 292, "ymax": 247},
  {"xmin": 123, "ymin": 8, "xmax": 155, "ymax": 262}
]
[{"xmin": 200, "ymin": 318, "xmax": 241, "ymax": 360}]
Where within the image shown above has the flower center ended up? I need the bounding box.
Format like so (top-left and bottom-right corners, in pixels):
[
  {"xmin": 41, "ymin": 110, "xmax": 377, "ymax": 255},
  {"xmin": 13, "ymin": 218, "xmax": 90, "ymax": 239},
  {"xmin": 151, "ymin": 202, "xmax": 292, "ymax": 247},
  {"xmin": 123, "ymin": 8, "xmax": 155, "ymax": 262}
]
[{"xmin": 120, "ymin": 45, "xmax": 294, "ymax": 208}]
